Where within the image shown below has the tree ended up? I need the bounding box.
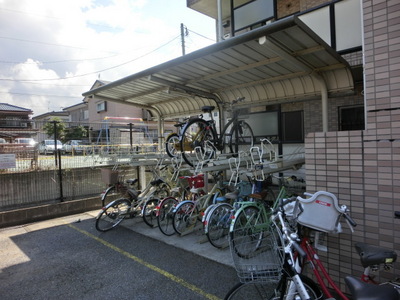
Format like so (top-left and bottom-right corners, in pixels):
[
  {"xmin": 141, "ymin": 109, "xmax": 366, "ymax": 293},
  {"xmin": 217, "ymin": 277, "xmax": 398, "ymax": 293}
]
[
  {"xmin": 65, "ymin": 125, "xmax": 88, "ymax": 141},
  {"xmin": 43, "ymin": 117, "xmax": 67, "ymax": 142}
]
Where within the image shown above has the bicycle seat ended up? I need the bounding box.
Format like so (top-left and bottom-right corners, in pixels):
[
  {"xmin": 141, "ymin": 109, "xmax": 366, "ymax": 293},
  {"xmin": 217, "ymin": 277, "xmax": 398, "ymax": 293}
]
[
  {"xmin": 174, "ymin": 122, "xmax": 185, "ymax": 128},
  {"xmin": 150, "ymin": 178, "xmax": 164, "ymax": 186},
  {"xmin": 355, "ymin": 242, "xmax": 397, "ymax": 268},
  {"xmin": 201, "ymin": 106, "xmax": 215, "ymax": 113},
  {"xmin": 224, "ymin": 190, "xmax": 239, "ymax": 201},
  {"xmin": 126, "ymin": 179, "xmax": 138, "ymax": 185},
  {"xmin": 345, "ymin": 276, "xmax": 399, "ymax": 300}
]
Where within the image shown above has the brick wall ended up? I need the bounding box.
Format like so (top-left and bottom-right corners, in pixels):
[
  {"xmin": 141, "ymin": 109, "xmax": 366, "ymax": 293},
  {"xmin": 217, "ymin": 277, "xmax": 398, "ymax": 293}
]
[
  {"xmin": 305, "ymin": 130, "xmax": 400, "ymax": 289},
  {"xmin": 301, "ymin": 0, "xmax": 400, "ymax": 287}
]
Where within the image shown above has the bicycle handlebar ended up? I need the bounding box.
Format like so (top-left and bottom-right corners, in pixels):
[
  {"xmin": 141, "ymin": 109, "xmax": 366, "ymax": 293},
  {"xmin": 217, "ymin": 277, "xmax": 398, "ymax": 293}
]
[
  {"xmin": 292, "ymin": 238, "xmax": 307, "ymax": 258},
  {"xmin": 343, "ymin": 212, "xmax": 357, "ymax": 227}
]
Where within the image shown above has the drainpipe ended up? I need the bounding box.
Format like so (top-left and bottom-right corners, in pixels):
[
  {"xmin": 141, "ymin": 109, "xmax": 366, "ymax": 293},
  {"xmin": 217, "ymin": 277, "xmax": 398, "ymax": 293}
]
[
  {"xmin": 158, "ymin": 118, "xmax": 164, "ymax": 152},
  {"xmin": 217, "ymin": 0, "xmax": 223, "ymax": 42},
  {"xmin": 318, "ymin": 77, "xmax": 328, "ymax": 132}
]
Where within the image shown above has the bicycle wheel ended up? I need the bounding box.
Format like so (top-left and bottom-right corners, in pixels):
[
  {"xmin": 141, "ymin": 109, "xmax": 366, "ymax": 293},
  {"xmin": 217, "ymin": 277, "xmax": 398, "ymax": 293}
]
[
  {"xmin": 206, "ymin": 203, "xmax": 233, "ymax": 249},
  {"xmin": 166, "ymin": 133, "xmax": 180, "ymax": 157},
  {"xmin": 224, "ymin": 275, "xmax": 322, "ymax": 300},
  {"xmin": 271, "ymin": 274, "xmax": 322, "ymax": 300},
  {"xmin": 142, "ymin": 198, "xmax": 160, "ymax": 228},
  {"xmin": 157, "ymin": 197, "xmax": 179, "ymax": 236},
  {"xmin": 101, "ymin": 184, "xmax": 127, "ymax": 207},
  {"xmin": 228, "ymin": 121, "xmax": 254, "ymax": 154},
  {"xmin": 172, "ymin": 201, "xmax": 199, "ymax": 235},
  {"xmin": 95, "ymin": 198, "xmax": 131, "ymax": 232},
  {"xmin": 230, "ymin": 204, "xmax": 267, "ymax": 258},
  {"xmin": 180, "ymin": 118, "xmax": 217, "ymax": 167}
]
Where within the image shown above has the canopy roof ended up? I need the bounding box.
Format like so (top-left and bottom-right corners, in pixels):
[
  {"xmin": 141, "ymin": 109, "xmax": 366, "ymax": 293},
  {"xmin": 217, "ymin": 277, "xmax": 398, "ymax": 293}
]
[{"xmin": 82, "ymin": 16, "xmax": 354, "ymax": 120}]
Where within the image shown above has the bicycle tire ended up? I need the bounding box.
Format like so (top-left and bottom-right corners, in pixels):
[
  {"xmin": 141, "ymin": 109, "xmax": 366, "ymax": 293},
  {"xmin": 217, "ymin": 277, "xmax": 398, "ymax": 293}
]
[
  {"xmin": 230, "ymin": 205, "xmax": 267, "ymax": 258},
  {"xmin": 101, "ymin": 184, "xmax": 126, "ymax": 207},
  {"xmin": 142, "ymin": 198, "xmax": 160, "ymax": 228},
  {"xmin": 95, "ymin": 198, "xmax": 131, "ymax": 232},
  {"xmin": 157, "ymin": 197, "xmax": 179, "ymax": 236},
  {"xmin": 206, "ymin": 203, "xmax": 233, "ymax": 249},
  {"xmin": 224, "ymin": 275, "xmax": 322, "ymax": 300},
  {"xmin": 228, "ymin": 121, "xmax": 255, "ymax": 154},
  {"xmin": 172, "ymin": 201, "xmax": 199, "ymax": 235},
  {"xmin": 180, "ymin": 118, "xmax": 217, "ymax": 167},
  {"xmin": 165, "ymin": 133, "xmax": 180, "ymax": 157}
]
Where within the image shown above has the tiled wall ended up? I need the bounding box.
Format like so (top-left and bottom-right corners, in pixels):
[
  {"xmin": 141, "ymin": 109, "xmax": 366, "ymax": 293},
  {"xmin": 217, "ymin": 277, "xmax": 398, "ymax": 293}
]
[
  {"xmin": 305, "ymin": 131, "xmax": 400, "ymax": 289},
  {"xmin": 302, "ymin": 0, "xmax": 400, "ymax": 289}
]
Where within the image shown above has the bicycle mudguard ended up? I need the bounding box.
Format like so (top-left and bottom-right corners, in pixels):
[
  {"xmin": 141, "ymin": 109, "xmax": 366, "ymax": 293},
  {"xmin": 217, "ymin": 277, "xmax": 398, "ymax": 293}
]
[
  {"xmin": 172, "ymin": 200, "xmax": 195, "ymax": 213},
  {"xmin": 101, "ymin": 186, "xmax": 115, "ymax": 201}
]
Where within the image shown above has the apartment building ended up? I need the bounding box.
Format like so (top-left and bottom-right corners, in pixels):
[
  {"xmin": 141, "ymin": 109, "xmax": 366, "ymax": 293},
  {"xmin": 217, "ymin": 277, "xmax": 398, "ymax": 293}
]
[{"xmin": 191, "ymin": 0, "xmax": 399, "ymax": 286}]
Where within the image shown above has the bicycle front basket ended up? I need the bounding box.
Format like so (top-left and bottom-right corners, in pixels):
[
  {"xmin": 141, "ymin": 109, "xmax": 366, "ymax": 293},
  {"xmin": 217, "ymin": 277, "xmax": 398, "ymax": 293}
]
[{"xmin": 229, "ymin": 225, "xmax": 283, "ymax": 283}]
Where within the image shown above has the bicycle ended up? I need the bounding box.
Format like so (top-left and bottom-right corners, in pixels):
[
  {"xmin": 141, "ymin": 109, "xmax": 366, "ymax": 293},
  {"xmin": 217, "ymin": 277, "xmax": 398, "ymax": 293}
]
[
  {"xmin": 353, "ymin": 212, "xmax": 399, "ymax": 289},
  {"xmin": 165, "ymin": 117, "xmax": 190, "ymax": 158},
  {"xmin": 165, "ymin": 116, "xmax": 201, "ymax": 158},
  {"xmin": 204, "ymin": 176, "xmax": 276, "ymax": 249},
  {"xmin": 224, "ymin": 195, "xmax": 399, "ymax": 300},
  {"xmin": 203, "ymin": 180, "xmax": 252, "ymax": 248},
  {"xmin": 225, "ymin": 196, "xmax": 323, "ymax": 300},
  {"xmin": 95, "ymin": 167, "xmax": 171, "ymax": 232},
  {"xmin": 156, "ymin": 174, "xmax": 204, "ymax": 236},
  {"xmin": 172, "ymin": 171, "xmax": 228, "ymax": 236},
  {"xmin": 227, "ymin": 175, "xmax": 299, "ymax": 259},
  {"xmin": 100, "ymin": 164, "xmax": 170, "ymax": 207},
  {"xmin": 179, "ymin": 97, "xmax": 255, "ymax": 167}
]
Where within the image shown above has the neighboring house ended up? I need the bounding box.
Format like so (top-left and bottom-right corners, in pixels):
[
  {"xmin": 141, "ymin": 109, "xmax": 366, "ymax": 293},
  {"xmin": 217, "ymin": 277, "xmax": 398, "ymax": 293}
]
[
  {"xmin": 32, "ymin": 111, "xmax": 69, "ymax": 123},
  {"xmin": 85, "ymin": 80, "xmax": 143, "ymax": 124},
  {"xmin": 84, "ymin": 80, "xmax": 175, "ymax": 144},
  {"xmin": 0, "ymin": 103, "xmax": 37, "ymax": 143},
  {"xmin": 32, "ymin": 111, "xmax": 69, "ymax": 143},
  {"xmin": 63, "ymin": 101, "xmax": 89, "ymax": 123}
]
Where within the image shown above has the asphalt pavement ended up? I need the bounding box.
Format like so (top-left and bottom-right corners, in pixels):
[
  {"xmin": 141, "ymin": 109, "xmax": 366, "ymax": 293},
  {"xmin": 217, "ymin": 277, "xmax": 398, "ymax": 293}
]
[{"xmin": 0, "ymin": 210, "xmax": 240, "ymax": 300}]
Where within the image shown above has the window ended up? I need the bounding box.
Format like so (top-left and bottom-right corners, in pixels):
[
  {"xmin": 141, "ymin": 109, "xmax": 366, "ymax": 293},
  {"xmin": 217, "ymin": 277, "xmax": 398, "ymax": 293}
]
[
  {"xmin": 96, "ymin": 101, "xmax": 107, "ymax": 112},
  {"xmin": 339, "ymin": 105, "xmax": 364, "ymax": 130},
  {"xmin": 281, "ymin": 111, "xmax": 304, "ymax": 142}
]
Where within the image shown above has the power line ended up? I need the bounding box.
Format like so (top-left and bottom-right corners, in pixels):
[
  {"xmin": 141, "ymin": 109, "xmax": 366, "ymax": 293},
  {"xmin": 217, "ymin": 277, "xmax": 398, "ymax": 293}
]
[
  {"xmin": 0, "ymin": 35, "xmax": 181, "ymax": 82},
  {"xmin": 187, "ymin": 29, "xmax": 216, "ymax": 42},
  {"xmin": 0, "ymin": 36, "xmax": 117, "ymax": 54},
  {"xmin": 0, "ymin": 91, "xmax": 78, "ymax": 98}
]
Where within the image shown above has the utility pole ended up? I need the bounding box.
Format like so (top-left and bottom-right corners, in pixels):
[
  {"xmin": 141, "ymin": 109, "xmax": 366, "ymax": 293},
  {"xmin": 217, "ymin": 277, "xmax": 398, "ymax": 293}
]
[{"xmin": 180, "ymin": 23, "xmax": 188, "ymax": 55}]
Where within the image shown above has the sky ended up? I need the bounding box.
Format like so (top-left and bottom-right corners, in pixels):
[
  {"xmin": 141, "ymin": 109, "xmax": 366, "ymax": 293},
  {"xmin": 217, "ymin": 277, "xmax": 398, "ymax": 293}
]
[{"xmin": 0, "ymin": 0, "xmax": 216, "ymax": 116}]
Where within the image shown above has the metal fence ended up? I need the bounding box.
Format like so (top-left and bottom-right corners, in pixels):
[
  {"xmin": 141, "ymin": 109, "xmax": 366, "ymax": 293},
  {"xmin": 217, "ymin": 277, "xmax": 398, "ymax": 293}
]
[{"xmin": 0, "ymin": 119, "xmax": 166, "ymax": 211}]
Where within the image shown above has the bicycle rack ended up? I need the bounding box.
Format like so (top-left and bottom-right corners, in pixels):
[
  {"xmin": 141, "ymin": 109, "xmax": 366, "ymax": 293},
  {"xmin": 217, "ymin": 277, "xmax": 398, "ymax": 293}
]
[
  {"xmin": 228, "ymin": 151, "xmax": 249, "ymax": 186},
  {"xmin": 193, "ymin": 140, "xmax": 217, "ymax": 175}
]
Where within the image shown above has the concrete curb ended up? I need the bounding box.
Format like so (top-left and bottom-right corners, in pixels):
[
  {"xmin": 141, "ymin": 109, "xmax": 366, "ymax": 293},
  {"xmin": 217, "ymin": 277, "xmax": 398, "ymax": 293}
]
[{"xmin": 0, "ymin": 197, "xmax": 101, "ymax": 228}]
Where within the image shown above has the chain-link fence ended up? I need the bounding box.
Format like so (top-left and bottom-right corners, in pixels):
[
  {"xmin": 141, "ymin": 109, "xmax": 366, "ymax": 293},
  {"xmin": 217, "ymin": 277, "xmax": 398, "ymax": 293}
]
[{"xmin": 0, "ymin": 119, "xmax": 168, "ymax": 211}]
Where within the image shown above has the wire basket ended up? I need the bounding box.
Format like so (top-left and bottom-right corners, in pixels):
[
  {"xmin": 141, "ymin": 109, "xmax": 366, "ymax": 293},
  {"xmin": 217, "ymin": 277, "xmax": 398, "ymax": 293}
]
[
  {"xmin": 101, "ymin": 168, "xmax": 119, "ymax": 185},
  {"xmin": 229, "ymin": 225, "xmax": 284, "ymax": 283}
]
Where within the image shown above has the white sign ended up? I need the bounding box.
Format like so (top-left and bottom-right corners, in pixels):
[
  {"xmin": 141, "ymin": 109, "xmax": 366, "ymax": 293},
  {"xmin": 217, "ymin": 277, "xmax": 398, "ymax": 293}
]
[{"xmin": 0, "ymin": 154, "xmax": 16, "ymax": 169}]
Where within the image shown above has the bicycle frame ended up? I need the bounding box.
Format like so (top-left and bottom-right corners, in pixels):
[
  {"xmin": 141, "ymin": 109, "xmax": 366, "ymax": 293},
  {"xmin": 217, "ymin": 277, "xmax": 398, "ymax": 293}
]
[
  {"xmin": 206, "ymin": 107, "xmax": 244, "ymax": 152},
  {"xmin": 298, "ymin": 234, "xmax": 350, "ymax": 300}
]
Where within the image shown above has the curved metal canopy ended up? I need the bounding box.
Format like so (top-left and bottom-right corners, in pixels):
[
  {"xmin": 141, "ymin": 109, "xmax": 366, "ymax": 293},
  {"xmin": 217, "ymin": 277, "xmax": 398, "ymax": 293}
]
[{"xmin": 82, "ymin": 16, "xmax": 354, "ymax": 120}]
